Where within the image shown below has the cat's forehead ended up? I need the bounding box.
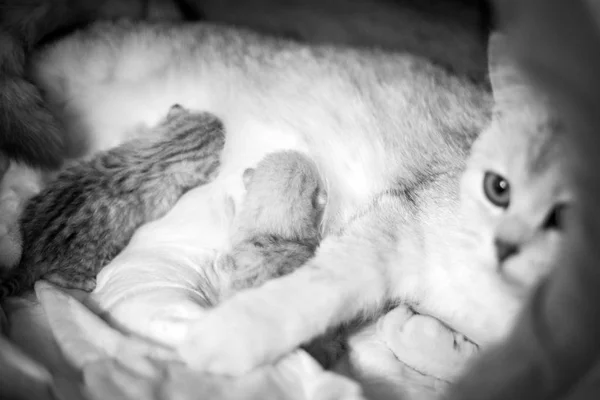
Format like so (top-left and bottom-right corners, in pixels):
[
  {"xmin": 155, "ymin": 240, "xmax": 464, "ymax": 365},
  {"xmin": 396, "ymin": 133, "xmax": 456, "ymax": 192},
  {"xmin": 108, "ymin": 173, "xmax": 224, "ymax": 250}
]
[
  {"xmin": 499, "ymin": 105, "xmax": 563, "ymax": 169},
  {"xmin": 469, "ymin": 103, "xmax": 567, "ymax": 189},
  {"xmin": 482, "ymin": 33, "xmax": 570, "ymax": 181}
]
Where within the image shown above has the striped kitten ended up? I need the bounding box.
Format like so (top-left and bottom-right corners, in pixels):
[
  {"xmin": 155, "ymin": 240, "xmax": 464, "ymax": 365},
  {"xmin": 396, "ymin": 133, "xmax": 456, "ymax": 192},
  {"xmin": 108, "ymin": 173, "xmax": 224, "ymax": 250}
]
[{"xmin": 0, "ymin": 105, "xmax": 225, "ymax": 298}]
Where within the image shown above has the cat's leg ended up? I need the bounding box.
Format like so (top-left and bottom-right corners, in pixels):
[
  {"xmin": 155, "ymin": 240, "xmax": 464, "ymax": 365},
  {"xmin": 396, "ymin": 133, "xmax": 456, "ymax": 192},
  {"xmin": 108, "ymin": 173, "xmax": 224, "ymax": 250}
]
[{"xmin": 176, "ymin": 193, "xmax": 407, "ymax": 375}]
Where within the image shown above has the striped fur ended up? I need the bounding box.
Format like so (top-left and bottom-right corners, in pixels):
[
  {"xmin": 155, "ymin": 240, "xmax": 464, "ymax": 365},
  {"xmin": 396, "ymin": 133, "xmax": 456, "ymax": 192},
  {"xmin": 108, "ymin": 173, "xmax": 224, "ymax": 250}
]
[{"xmin": 0, "ymin": 105, "xmax": 225, "ymax": 298}]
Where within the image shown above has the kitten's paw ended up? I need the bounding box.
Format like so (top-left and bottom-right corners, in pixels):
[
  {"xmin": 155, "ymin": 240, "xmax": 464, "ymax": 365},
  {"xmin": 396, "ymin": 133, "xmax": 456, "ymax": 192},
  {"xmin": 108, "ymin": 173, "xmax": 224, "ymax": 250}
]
[
  {"xmin": 0, "ymin": 163, "xmax": 43, "ymax": 268},
  {"xmin": 44, "ymin": 273, "xmax": 97, "ymax": 292},
  {"xmin": 176, "ymin": 297, "xmax": 286, "ymax": 376}
]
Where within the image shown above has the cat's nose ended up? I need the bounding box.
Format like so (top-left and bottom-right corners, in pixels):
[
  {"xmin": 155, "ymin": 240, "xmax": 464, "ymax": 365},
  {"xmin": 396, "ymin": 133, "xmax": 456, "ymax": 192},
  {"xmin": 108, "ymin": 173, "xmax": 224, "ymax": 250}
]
[{"xmin": 494, "ymin": 238, "xmax": 519, "ymax": 263}]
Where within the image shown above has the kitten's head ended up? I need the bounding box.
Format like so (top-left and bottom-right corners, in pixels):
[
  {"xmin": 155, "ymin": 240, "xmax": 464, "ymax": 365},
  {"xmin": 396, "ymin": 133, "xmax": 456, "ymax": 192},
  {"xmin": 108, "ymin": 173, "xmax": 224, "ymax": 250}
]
[
  {"xmin": 460, "ymin": 33, "xmax": 573, "ymax": 290},
  {"xmin": 233, "ymin": 151, "xmax": 327, "ymax": 243}
]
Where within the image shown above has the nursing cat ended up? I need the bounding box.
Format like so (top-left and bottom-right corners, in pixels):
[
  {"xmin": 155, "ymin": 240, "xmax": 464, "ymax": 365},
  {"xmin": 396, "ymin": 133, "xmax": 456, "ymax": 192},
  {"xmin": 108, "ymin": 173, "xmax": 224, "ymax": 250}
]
[
  {"xmin": 23, "ymin": 19, "xmax": 537, "ymax": 382},
  {"xmin": 0, "ymin": 105, "xmax": 225, "ymax": 298}
]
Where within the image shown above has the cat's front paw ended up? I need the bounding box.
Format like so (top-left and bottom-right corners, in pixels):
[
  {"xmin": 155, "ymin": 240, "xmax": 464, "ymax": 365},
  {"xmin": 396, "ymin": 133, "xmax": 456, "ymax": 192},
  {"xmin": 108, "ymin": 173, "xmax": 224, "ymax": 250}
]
[{"xmin": 176, "ymin": 296, "xmax": 286, "ymax": 376}]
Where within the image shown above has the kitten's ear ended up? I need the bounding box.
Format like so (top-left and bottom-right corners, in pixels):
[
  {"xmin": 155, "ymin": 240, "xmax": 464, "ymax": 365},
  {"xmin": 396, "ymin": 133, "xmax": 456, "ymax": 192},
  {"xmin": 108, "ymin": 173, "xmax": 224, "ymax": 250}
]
[
  {"xmin": 312, "ymin": 188, "xmax": 328, "ymax": 210},
  {"xmin": 488, "ymin": 32, "xmax": 532, "ymax": 106},
  {"xmin": 242, "ymin": 168, "xmax": 255, "ymax": 189},
  {"xmin": 167, "ymin": 104, "xmax": 186, "ymax": 119}
]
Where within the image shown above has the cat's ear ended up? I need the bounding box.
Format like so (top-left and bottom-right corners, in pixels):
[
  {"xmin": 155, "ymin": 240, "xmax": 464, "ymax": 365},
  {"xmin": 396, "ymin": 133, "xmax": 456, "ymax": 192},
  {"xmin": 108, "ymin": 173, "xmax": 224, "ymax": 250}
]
[
  {"xmin": 488, "ymin": 32, "xmax": 532, "ymax": 107},
  {"xmin": 242, "ymin": 168, "xmax": 255, "ymax": 189}
]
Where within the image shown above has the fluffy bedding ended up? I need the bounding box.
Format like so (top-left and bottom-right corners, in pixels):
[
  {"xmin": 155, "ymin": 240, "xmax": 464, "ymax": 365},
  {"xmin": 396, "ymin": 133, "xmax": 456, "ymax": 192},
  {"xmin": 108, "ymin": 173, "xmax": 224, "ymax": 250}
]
[
  {"xmin": 0, "ymin": 158, "xmax": 470, "ymax": 400},
  {"xmin": 1, "ymin": 173, "xmax": 364, "ymax": 400}
]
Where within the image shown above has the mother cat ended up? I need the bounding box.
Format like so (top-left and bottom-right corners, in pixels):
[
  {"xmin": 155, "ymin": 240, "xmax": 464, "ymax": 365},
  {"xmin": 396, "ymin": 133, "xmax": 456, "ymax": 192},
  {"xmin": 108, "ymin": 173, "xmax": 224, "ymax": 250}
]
[{"xmin": 24, "ymin": 21, "xmax": 557, "ymax": 376}]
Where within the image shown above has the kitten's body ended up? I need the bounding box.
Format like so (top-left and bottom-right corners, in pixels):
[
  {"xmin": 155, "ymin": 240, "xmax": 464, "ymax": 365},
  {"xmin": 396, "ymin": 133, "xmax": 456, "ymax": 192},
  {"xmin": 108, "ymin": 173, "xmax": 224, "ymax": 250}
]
[
  {"xmin": 7, "ymin": 16, "xmax": 569, "ymax": 392},
  {"xmin": 0, "ymin": 106, "xmax": 225, "ymax": 298},
  {"xmin": 209, "ymin": 150, "xmax": 341, "ymax": 367}
]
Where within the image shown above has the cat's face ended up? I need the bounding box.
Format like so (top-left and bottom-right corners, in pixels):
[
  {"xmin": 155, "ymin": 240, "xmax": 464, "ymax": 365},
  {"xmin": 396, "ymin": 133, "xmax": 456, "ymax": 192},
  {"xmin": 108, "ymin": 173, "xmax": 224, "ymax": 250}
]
[{"xmin": 460, "ymin": 34, "xmax": 573, "ymax": 291}]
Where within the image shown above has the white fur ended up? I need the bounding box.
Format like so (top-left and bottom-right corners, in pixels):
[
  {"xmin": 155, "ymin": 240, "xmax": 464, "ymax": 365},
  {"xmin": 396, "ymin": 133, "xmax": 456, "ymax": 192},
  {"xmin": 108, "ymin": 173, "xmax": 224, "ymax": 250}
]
[{"xmin": 26, "ymin": 22, "xmax": 544, "ymax": 387}]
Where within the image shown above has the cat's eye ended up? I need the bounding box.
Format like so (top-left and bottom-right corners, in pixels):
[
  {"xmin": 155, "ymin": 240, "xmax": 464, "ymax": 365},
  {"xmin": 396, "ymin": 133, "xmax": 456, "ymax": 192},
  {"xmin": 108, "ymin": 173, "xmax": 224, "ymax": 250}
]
[
  {"xmin": 483, "ymin": 171, "xmax": 510, "ymax": 208},
  {"xmin": 543, "ymin": 203, "xmax": 568, "ymax": 230}
]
